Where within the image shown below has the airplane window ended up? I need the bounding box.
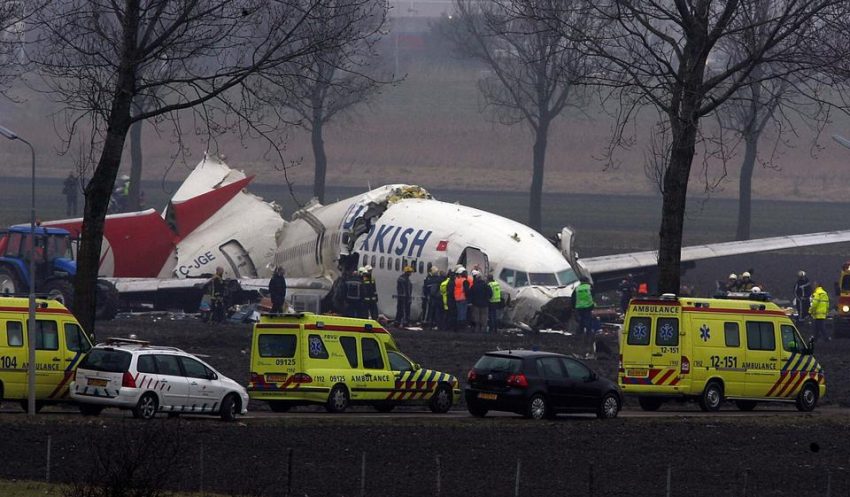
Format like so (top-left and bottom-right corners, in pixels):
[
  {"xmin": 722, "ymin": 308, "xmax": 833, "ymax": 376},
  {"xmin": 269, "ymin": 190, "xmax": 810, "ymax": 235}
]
[
  {"xmin": 427, "ymin": 262, "xmax": 432, "ymax": 274},
  {"xmin": 514, "ymin": 271, "xmax": 529, "ymax": 287},
  {"xmin": 418, "ymin": 261, "xmax": 424, "ymax": 274},
  {"xmin": 362, "ymin": 254, "xmax": 368, "ymax": 266},
  {"xmin": 380, "ymin": 256, "xmax": 385, "ymax": 269},
  {"xmin": 529, "ymin": 273, "xmax": 558, "ymax": 286},
  {"xmin": 371, "ymin": 255, "xmax": 376, "ymax": 267},
  {"xmin": 499, "ymin": 268, "xmax": 515, "ymax": 287},
  {"xmin": 556, "ymin": 269, "xmax": 578, "ymax": 286},
  {"xmin": 395, "ymin": 259, "xmax": 400, "ymax": 271}
]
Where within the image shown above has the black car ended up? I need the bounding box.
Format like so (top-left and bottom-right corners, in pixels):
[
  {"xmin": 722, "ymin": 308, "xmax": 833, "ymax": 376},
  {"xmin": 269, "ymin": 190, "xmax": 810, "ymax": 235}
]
[{"xmin": 465, "ymin": 350, "xmax": 622, "ymax": 420}]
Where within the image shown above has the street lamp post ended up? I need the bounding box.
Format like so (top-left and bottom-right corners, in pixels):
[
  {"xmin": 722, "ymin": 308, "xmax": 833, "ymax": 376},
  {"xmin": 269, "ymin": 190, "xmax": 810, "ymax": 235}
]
[{"xmin": 0, "ymin": 124, "xmax": 37, "ymax": 416}]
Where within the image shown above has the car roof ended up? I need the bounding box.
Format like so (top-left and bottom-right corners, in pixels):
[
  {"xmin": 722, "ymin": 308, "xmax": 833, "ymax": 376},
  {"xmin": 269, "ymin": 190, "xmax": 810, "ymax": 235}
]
[{"xmin": 482, "ymin": 350, "xmax": 566, "ymax": 359}]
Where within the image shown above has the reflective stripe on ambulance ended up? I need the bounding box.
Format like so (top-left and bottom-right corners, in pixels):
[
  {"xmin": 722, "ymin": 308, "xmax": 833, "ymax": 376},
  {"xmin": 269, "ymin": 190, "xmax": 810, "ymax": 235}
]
[
  {"xmin": 385, "ymin": 370, "xmax": 457, "ymax": 400},
  {"xmin": 765, "ymin": 353, "xmax": 825, "ymax": 398},
  {"xmin": 620, "ymin": 367, "xmax": 680, "ymax": 386}
]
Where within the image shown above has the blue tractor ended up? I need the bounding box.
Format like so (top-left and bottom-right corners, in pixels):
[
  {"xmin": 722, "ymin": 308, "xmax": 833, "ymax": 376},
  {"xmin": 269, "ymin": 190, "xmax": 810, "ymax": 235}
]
[{"xmin": 0, "ymin": 226, "xmax": 119, "ymax": 319}]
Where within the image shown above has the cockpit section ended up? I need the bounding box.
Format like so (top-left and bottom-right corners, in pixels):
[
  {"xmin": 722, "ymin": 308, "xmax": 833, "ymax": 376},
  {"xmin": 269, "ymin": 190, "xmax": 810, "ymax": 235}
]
[{"xmin": 499, "ymin": 267, "xmax": 578, "ymax": 288}]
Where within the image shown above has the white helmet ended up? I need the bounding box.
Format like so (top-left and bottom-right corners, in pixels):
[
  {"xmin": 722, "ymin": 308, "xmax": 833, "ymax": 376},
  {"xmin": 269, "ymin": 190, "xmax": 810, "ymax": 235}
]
[
  {"xmin": 798, "ymin": 270, "xmax": 806, "ymax": 278},
  {"xmin": 471, "ymin": 269, "xmax": 480, "ymax": 277},
  {"xmin": 358, "ymin": 266, "xmax": 366, "ymax": 273},
  {"xmin": 728, "ymin": 273, "xmax": 737, "ymax": 280},
  {"xmin": 742, "ymin": 271, "xmax": 751, "ymax": 278},
  {"xmin": 364, "ymin": 265, "xmax": 373, "ymax": 272},
  {"xmin": 456, "ymin": 265, "xmax": 466, "ymax": 273},
  {"xmin": 751, "ymin": 286, "xmax": 761, "ymax": 293}
]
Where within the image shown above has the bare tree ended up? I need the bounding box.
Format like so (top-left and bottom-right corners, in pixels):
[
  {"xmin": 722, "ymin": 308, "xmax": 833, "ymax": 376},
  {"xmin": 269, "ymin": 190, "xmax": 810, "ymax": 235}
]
[
  {"xmin": 273, "ymin": 0, "xmax": 391, "ymax": 203},
  {"xmin": 544, "ymin": 0, "xmax": 850, "ymax": 293},
  {"xmin": 31, "ymin": 0, "xmax": 381, "ymax": 332},
  {"xmin": 449, "ymin": 0, "xmax": 597, "ymax": 231}
]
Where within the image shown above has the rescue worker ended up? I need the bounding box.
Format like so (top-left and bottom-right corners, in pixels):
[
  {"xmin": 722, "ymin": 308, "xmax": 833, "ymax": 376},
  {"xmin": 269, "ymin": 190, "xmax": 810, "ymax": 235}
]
[
  {"xmin": 794, "ymin": 270, "xmax": 812, "ymax": 322},
  {"xmin": 487, "ymin": 274, "xmax": 501, "ymax": 334},
  {"xmin": 468, "ymin": 270, "xmax": 491, "ymax": 333},
  {"xmin": 429, "ymin": 269, "xmax": 445, "ymax": 329},
  {"xmin": 453, "ymin": 267, "xmax": 472, "ymax": 330},
  {"xmin": 343, "ymin": 268, "xmax": 363, "ymax": 318},
  {"xmin": 269, "ymin": 266, "xmax": 287, "ymax": 314},
  {"xmin": 422, "ymin": 266, "xmax": 442, "ymax": 328},
  {"xmin": 361, "ymin": 265, "xmax": 379, "ymax": 319},
  {"xmin": 725, "ymin": 273, "xmax": 740, "ymax": 292},
  {"xmin": 396, "ymin": 266, "xmax": 414, "ymax": 327},
  {"xmin": 739, "ymin": 271, "xmax": 756, "ymax": 291},
  {"xmin": 809, "ymin": 281, "xmax": 830, "ymax": 342},
  {"xmin": 571, "ymin": 276, "xmax": 595, "ymax": 336},
  {"xmin": 618, "ymin": 274, "xmax": 637, "ymax": 314},
  {"xmin": 62, "ymin": 171, "xmax": 78, "ymax": 216},
  {"xmin": 207, "ymin": 266, "xmax": 227, "ymax": 323},
  {"xmin": 439, "ymin": 269, "xmax": 453, "ymax": 331}
]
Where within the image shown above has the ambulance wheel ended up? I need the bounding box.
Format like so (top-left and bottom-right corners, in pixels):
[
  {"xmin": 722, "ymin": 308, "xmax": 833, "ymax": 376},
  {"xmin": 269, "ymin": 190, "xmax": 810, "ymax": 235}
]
[
  {"xmin": 597, "ymin": 392, "xmax": 620, "ymax": 419},
  {"xmin": 325, "ymin": 384, "xmax": 350, "ymax": 413},
  {"xmin": 268, "ymin": 401, "xmax": 292, "ymax": 413},
  {"xmin": 132, "ymin": 393, "xmax": 158, "ymax": 419},
  {"xmin": 467, "ymin": 402, "xmax": 488, "ymax": 417},
  {"xmin": 78, "ymin": 403, "xmax": 103, "ymax": 416},
  {"xmin": 638, "ymin": 397, "xmax": 663, "ymax": 411},
  {"xmin": 735, "ymin": 400, "xmax": 757, "ymax": 411},
  {"xmin": 373, "ymin": 403, "xmax": 395, "ymax": 413},
  {"xmin": 220, "ymin": 394, "xmax": 239, "ymax": 421},
  {"xmin": 429, "ymin": 384, "xmax": 453, "ymax": 414},
  {"xmin": 525, "ymin": 394, "xmax": 548, "ymax": 420},
  {"xmin": 699, "ymin": 382, "xmax": 723, "ymax": 412},
  {"xmin": 795, "ymin": 382, "xmax": 818, "ymax": 412}
]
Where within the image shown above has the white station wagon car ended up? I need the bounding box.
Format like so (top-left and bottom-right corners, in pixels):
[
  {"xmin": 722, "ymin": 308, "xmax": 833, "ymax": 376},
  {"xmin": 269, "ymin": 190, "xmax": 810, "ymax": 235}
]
[{"xmin": 70, "ymin": 338, "xmax": 248, "ymax": 421}]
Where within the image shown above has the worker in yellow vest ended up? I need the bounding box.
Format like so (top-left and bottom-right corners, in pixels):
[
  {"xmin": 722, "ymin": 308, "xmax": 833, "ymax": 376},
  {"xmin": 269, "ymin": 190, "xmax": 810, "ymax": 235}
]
[
  {"xmin": 809, "ymin": 281, "xmax": 830, "ymax": 342},
  {"xmin": 487, "ymin": 274, "xmax": 501, "ymax": 334}
]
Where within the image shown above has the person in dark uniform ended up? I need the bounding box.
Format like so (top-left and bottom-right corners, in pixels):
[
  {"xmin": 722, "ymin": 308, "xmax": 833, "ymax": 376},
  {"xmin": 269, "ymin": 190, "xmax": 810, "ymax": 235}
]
[
  {"xmin": 361, "ymin": 265, "xmax": 379, "ymax": 319},
  {"xmin": 793, "ymin": 270, "xmax": 812, "ymax": 322},
  {"xmin": 269, "ymin": 266, "xmax": 287, "ymax": 313},
  {"xmin": 618, "ymin": 274, "xmax": 637, "ymax": 314},
  {"xmin": 396, "ymin": 266, "xmax": 414, "ymax": 327},
  {"xmin": 62, "ymin": 172, "xmax": 78, "ymax": 216},
  {"xmin": 422, "ymin": 266, "xmax": 441, "ymax": 328},
  {"xmin": 343, "ymin": 269, "xmax": 363, "ymax": 318},
  {"xmin": 207, "ymin": 266, "xmax": 227, "ymax": 323}
]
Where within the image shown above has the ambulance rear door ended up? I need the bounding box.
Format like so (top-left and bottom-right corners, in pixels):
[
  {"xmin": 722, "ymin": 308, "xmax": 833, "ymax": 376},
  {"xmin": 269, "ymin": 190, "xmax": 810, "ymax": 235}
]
[{"xmin": 647, "ymin": 308, "xmax": 682, "ymax": 392}]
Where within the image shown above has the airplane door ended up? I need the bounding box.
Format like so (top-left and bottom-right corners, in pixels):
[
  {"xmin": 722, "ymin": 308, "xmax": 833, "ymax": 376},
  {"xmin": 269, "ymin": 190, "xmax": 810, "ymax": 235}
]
[
  {"xmin": 460, "ymin": 247, "xmax": 489, "ymax": 274},
  {"xmin": 219, "ymin": 240, "xmax": 258, "ymax": 278}
]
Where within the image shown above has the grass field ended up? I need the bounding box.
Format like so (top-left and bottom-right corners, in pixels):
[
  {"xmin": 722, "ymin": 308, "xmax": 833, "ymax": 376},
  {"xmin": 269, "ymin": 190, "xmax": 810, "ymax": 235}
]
[{"xmin": 3, "ymin": 175, "xmax": 850, "ymax": 260}]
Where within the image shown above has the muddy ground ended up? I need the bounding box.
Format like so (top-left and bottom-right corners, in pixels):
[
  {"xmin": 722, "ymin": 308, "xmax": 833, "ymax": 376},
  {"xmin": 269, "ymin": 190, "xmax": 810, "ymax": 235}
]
[{"xmin": 3, "ymin": 253, "xmax": 850, "ymax": 496}]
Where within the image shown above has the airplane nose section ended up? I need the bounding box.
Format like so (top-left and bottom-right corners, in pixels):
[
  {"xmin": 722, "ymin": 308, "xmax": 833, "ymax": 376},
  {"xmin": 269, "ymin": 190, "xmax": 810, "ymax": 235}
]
[{"xmin": 506, "ymin": 285, "xmax": 575, "ymax": 330}]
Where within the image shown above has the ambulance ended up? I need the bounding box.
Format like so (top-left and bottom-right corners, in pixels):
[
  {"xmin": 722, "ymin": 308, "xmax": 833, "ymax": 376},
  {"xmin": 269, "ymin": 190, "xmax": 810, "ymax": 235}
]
[
  {"xmin": 248, "ymin": 313, "xmax": 460, "ymax": 413},
  {"xmin": 0, "ymin": 297, "xmax": 92, "ymax": 411},
  {"xmin": 619, "ymin": 294, "xmax": 825, "ymax": 412}
]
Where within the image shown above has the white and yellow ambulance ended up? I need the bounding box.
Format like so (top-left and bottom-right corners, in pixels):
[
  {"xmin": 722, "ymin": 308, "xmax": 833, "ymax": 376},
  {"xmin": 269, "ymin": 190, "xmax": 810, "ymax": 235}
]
[
  {"xmin": 0, "ymin": 297, "xmax": 92, "ymax": 411},
  {"xmin": 619, "ymin": 294, "xmax": 825, "ymax": 412},
  {"xmin": 248, "ymin": 312, "xmax": 460, "ymax": 413}
]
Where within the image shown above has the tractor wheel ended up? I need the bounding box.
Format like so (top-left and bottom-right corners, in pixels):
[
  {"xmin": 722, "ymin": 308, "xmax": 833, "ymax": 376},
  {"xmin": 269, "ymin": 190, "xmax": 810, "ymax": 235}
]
[
  {"xmin": 95, "ymin": 280, "xmax": 120, "ymax": 320},
  {"xmin": 43, "ymin": 279, "xmax": 74, "ymax": 309},
  {"xmin": 0, "ymin": 266, "xmax": 20, "ymax": 296}
]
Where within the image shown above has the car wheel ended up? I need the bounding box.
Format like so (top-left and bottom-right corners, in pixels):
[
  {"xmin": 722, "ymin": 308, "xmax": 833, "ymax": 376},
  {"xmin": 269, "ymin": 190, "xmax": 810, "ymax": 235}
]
[
  {"xmin": 220, "ymin": 394, "xmax": 239, "ymax": 421},
  {"xmin": 268, "ymin": 401, "xmax": 292, "ymax": 413},
  {"xmin": 467, "ymin": 402, "xmax": 488, "ymax": 417},
  {"xmin": 429, "ymin": 384, "xmax": 453, "ymax": 414},
  {"xmin": 735, "ymin": 400, "xmax": 757, "ymax": 411},
  {"xmin": 373, "ymin": 403, "xmax": 395, "ymax": 413},
  {"xmin": 795, "ymin": 382, "xmax": 819, "ymax": 412},
  {"xmin": 132, "ymin": 393, "xmax": 158, "ymax": 420},
  {"xmin": 597, "ymin": 392, "xmax": 620, "ymax": 419},
  {"xmin": 525, "ymin": 394, "xmax": 548, "ymax": 420},
  {"xmin": 0, "ymin": 266, "xmax": 20, "ymax": 295},
  {"xmin": 699, "ymin": 381, "xmax": 723, "ymax": 412},
  {"xmin": 638, "ymin": 397, "xmax": 663, "ymax": 411},
  {"xmin": 79, "ymin": 403, "xmax": 103, "ymax": 416},
  {"xmin": 325, "ymin": 384, "xmax": 349, "ymax": 413}
]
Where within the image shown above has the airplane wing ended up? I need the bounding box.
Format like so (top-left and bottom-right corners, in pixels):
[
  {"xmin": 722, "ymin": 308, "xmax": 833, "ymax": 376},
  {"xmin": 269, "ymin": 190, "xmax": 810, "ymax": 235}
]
[{"xmin": 580, "ymin": 229, "xmax": 850, "ymax": 287}]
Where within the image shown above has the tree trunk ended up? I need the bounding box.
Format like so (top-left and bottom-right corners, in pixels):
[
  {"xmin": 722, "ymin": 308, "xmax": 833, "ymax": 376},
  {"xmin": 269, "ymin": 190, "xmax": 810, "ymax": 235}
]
[
  {"xmin": 128, "ymin": 118, "xmax": 143, "ymax": 211},
  {"xmin": 735, "ymin": 135, "xmax": 758, "ymax": 241},
  {"xmin": 528, "ymin": 120, "xmax": 549, "ymax": 231},
  {"xmin": 312, "ymin": 121, "xmax": 327, "ymax": 203},
  {"xmin": 657, "ymin": 119, "xmax": 699, "ymax": 295},
  {"xmin": 73, "ymin": 0, "xmax": 139, "ymax": 334}
]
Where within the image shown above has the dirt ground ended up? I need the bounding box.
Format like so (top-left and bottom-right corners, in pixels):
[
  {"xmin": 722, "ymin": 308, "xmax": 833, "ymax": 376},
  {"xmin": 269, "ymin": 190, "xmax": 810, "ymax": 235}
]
[{"xmin": 3, "ymin": 253, "xmax": 850, "ymax": 496}]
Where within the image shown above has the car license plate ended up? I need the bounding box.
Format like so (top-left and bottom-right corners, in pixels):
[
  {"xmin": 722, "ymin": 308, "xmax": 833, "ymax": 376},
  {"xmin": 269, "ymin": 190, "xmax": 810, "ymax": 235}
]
[
  {"xmin": 266, "ymin": 374, "xmax": 288, "ymax": 383},
  {"xmin": 478, "ymin": 392, "xmax": 497, "ymax": 400},
  {"xmin": 88, "ymin": 378, "xmax": 107, "ymax": 387},
  {"xmin": 626, "ymin": 368, "xmax": 649, "ymax": 377}
]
